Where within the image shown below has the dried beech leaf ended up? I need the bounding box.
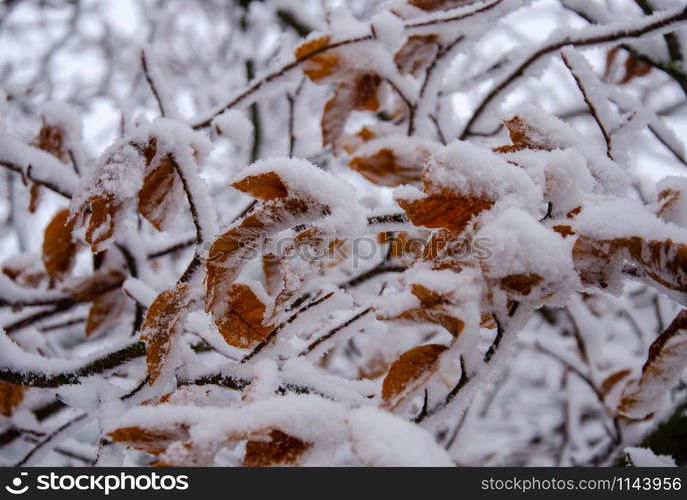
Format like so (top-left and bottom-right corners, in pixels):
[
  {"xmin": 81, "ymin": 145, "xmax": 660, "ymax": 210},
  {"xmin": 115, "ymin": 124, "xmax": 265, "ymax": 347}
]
[
  {"xmin": 28, "ymin": 183, "xmax": 41, "ymax": 214},
  {"xmin": 398, "ymin": 192, "xmax": 493, "ymax": 232},
  {"xmin": 141, "ymin": 283, "xmax": 193, "ymax": 384},
  {"xmin": 295, "ymin": 36, "xmax": 341, "ymax": 82},
  {"xmin": 215, "ymin": 283, "xmax": 273, "ymax": 349},
  {"xmin": 138, "ymin": 154, "xmax": 183, "ymax": 231},
  {"xmin": 243, "ymin": 430, "xmax": 312, "ymax": 467},
  {"xmin": 394, "ymin": 34, "xmax": 439, "ymax": 76},
  {"xmin": 382, "ymin": 344, "xmax": 447, "ymax": 408},
  {"xmin": 32, "ymin": 122, "xmax": 70, "ymax": 164},
  {"xmin": 86, "ymin": 288, "xmax": 128, "ymax": 337},
  {"xmin": 322, "ymin": 73, "xmax": 381, "ymax": 148},
  {"xmin": 42, "ymin": 208, "xmax": 77, "ymax": 280},
  {"xmin": 349, "ymin": 147, "xmax": 426, "ymax": 187},
  {"xmin": 63, "ymin": 269, "xmax": 126, "ymax": 302},
  {"xmin": 232, "ymin": 172, "xmax": 288, "ymax": 201},
  {"xmin": 493, "ymin": 116, "xmax": 554, "ymax": 153},
  {"xmin": 656, "ymin": 188, "xmax": 680, "ymax": 222},
  {"xmin": 619, "ymin": 310, "xmax": 687, "ymax": 419},
  {"xmin": 82, "ymin": 194, "xmax": 122, "ymax": 253},
  {"xmin": 0, "ymin": 382, "xmax": 24, "ymax": 416},
  {"xmin": 619, "ymin": 54, "xmax": 652, "ymax": 85},
  {"xmin": 109, "ymin": 425, "xmax": 189, "ymax": 455},
  {"xmin": 499, "ymin": 273, "xmax": 544, "ymax": 296}
]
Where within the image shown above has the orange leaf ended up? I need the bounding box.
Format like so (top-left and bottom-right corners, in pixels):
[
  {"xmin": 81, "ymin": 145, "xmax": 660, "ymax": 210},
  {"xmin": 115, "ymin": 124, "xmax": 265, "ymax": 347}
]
[
  {"xmin": 398, "ymin": 192, "xmax": 493, "ymax": 232},
  {"xmin": 42, "ymin": 208, "xmax": 77, "ymax": 280},
  {"xmin": 243, "ymin": 430, "xmax": 312, "ymax": 467},
  {"xmin": 232, "ymin": 171, "xmax": 288, "ymax": 201},
  {"xmin": 600, "ymin": 369, "xmax": 633, "ymax": 398},
  {"xmin": 83, "ymin": 194, "xmax": 121, "ymax": 253},
  {"xmin": 493, "ymin": 115, "xmax": 555, "ymax": 153},
  {"xmin": 619, "ymin": 310, "xmax": 687, "ymax": 419},
  {"xmin": 382, "ymin": 344, "xmax": 447, "ymax": 408},
  {"xmin": 141, "ymin": 283, "xmax": 193, "ymax": 383},
  {"xmin": 295, "ymin": 36, "xmax": 342, "ymax": 82},
  {"xmin": 349, "ymin": 148, "xmax": 425, "ymax": 187},
  {"xmin": 138, "ymin": 154, "xmax": 183, "ymax": 231},
  {"xmin": 215, "ymin": 283, "xmax": 273, "ymax": 349},
  {"xmin": 0, "ymin": 382, "xmax": 24, "ymax": 416}
]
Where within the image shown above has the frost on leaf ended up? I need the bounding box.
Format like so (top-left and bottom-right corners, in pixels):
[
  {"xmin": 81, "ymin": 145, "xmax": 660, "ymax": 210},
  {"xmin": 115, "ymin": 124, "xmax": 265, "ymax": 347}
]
[
  {"xmin": 231, "ymin": 171, "xmax": 288, "ymax": 201},
  {"xmin": 619, "ymin": 310, "xmax": 687, "ymax": 419},
  {"xmin": 243, "ymin": 430, "xmax": 312, "ymax": 467},
  {"xmin": 141, "ymin": 283, "xmax": 193, "ymax": 384},
  {"xmin": 493, "ymin": 115, "xmax": 554, "ymax": 153},
  {"xmin": 382, "ymin": 343, "xmax": 447, "ymax": 408},
  {"xmin": 137, "ymin": 141, "xmax": 183, "ymax": 231},
  {"xmin": 397, "ymin": 190, "xmax": 493, "ymax": 233},
  {"xmin": 42, "ymin": 208, "xmax": 77, "ymax": 280},
  {"xmin": 28, "ymin": 114, "xmax": 71, "ymax": 213},
  {"xmin": 0, "ymin": 382, "xmax": 24, "ymax": 416},
  {"xmin": 216, "ymin": 282, "xmax": 273, "ymax": 349}
]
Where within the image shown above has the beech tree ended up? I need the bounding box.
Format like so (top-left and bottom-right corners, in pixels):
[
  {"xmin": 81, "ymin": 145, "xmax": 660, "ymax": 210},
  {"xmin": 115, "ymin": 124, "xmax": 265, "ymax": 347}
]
[{"xmin": 0, "ymin": 0, "xmax": 686, "ymax": 466}]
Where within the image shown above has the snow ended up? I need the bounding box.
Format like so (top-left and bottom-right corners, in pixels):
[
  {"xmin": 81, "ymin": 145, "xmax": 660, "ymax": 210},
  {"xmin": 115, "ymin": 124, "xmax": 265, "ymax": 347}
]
[
  {"xmin": 625, "ymin": 447, "xmax": 676, "ymax": 467},
  {"xmin": 347, "ymin": 406, "xmax": 454, "ymax": 466},
  {"xmin": 233, "ymin": 157, "xmax": 367, "ymax": 236},
  {"xmin": 212, "ymin": 109, "xmax": 254, "ymax": 146}
]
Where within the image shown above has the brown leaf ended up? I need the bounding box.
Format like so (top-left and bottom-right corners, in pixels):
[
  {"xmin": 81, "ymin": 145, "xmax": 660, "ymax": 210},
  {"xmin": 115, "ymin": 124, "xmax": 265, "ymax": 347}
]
[
  {"xmin": 109, "ymin": 425, "xmax": 190, "ymax": 456},
  {"xmin": 0, "ymin": 382, "xmax": 24, "ymax": 416},
  {"xmin": 398, "ymin": 192, "xmax": 493, "ymax": 232},
  {"xmin": 138, "ymin": 154, "xmax": 183, "ymax": 231},
  {"xmin": 83, "ymin": 194, "xmax": 121, "ymax": 253},
  {"xmin": 493, "ymin": 115, "xmax": 555, "ymax": 153},
  {"xmin": 322, "ymin": 73, "xmax": 381, "ymax": 148},
  {"xmin": 232, "ymin": 171, "xmax": 288, "ymax": 201},
  {"xmin": 63, "ymin": 269, "xmax": 126, "ymax": 302},
  {"xmin": 86, "ymin": 288, "xmax": 129, "ymax": 337},
  {"xmin": 499, "ymin": 273, "xmax": 544, "ymax": 296},
  {"xmin": 394, "ymin": 35, "xmax": 439, "ymax": 76},
  {"xmin": 382, "ymin": 344, "xmax": 447, "ymax": 408},
  {"xmin": 32, "ymin": 122, "xmax": 70, "ymax": 164},
  {"xmin": 141, "ymin": 283, "xmax": 193, "ymax": 384},
  {"xmin": 28, "ymin": 183, "xmax": 41, "ymax": 214},
  {"xmin": 619, "ymin": 310, "xmax": 687, "ymax": 419},
  {"xmin": 215, "ymin": 283, "xmax": 273, "ymax": 349},
  {"xmin": 295, "ymin": 36, "xmax": 342, "ymax": 82},
  {"xmin": 619, "ymin": 54, "xmax": 652, "ymax": 85},
  {"xmin": 349, "ymin": 146, "xmax": 429, "ymax": 187},
  {"xmin": 42, "ymin": 208, "xmax": 77, "ymax": 280},
  {"xmin": 243, "ymin": 430, "xmax": 312, "ymax": 467}
]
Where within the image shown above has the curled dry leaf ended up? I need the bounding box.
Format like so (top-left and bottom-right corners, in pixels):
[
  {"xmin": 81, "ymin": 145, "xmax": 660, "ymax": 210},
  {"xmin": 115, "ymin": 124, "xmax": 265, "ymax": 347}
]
[
  {"xmin": 382, "ymin": 343, "xmax": 447, "ymax": 408},
  {"xmin": 243, "ymin": 430, "xmax": 312, "ymax": 467},
  {"xmin": 0, "ymin": 382, "xmax": 25, "ymax": 416},
  {"xmin": 138, "ymin": 149, "xmax": 183, "ymax": 231},
  {"xmin": 599, "ymin": 369, "xmax": 633, "ymax": 398},
  {"xmin": 42, "ymin": 208, "xmax": 77, "ymax": 280},
  {"xmin": 141, "ymin": 283, "xmax": 193, "ymax": 384},
  {"xmin": 619, "ymin": 310, "xmax": 687, "ymax": 419},
  {"xmin": 29, "ymin": 119, "xmax": 70, "ymax": 213},
  {"xmin": 216, "ymin": 282, "xmax": 273, "ymax": 349},
  {"xmin": 493, "ymin": 115, "xmax": 555, "ymax": 153}
]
